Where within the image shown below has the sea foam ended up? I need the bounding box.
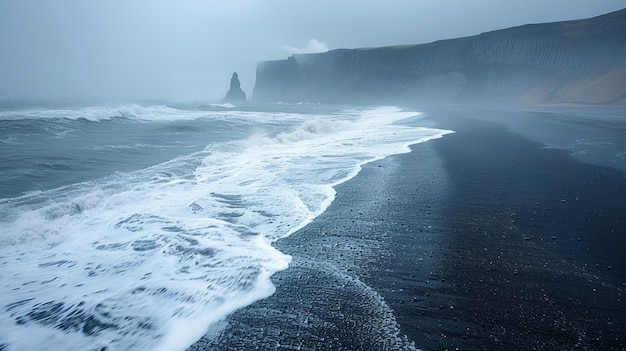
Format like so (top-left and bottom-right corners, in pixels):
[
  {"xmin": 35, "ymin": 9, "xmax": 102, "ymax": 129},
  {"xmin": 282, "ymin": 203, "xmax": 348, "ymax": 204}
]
[{"xmin": 0, "ymin": 105, "xmax": 452, "ymax": 350}]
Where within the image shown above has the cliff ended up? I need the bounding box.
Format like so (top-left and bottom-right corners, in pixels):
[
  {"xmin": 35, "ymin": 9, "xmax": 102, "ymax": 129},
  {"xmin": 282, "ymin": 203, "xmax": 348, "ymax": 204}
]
[{"xmin": 253, "ymin": 8, "xmax": 626, "ymax": 105}]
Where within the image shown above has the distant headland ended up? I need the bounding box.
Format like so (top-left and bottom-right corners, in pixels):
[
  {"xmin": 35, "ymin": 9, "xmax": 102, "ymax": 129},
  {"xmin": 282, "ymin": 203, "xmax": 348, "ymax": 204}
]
[{"xmin": 252, "ymin": 8, "xmax": 626, "ymax": 106}]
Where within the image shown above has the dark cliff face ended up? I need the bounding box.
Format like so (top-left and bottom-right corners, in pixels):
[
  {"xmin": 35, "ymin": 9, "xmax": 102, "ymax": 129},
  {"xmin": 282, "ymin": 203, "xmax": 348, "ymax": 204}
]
[{"xmin": 253, "ymin": 9, "xmax": 626, "ymax": 105}]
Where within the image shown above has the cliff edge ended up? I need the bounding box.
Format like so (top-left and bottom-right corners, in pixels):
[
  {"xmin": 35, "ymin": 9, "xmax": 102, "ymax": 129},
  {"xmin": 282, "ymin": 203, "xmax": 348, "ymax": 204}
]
[{"xmin": 253, "ymin": 9, "xmax": 626, "ymax": 105}]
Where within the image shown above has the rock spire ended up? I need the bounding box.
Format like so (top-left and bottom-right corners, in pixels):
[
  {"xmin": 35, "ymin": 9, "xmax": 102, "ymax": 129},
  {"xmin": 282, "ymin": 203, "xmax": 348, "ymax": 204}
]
[{"xmin": 223, "ymin": 72, "xmax": 247, "ymax": 103}]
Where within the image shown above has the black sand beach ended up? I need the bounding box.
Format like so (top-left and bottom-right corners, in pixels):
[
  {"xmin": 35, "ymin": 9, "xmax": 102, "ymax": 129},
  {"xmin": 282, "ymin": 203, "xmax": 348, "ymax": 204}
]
[{"xmin": 190, "ymin": 108, "xmax": 626, "ymax": 351}]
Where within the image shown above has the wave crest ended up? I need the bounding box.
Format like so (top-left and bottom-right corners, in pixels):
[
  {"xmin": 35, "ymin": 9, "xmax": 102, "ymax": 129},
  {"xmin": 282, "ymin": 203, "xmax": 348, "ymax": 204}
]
[
  {"xmin": 0, "ymin": 104, "xmax": 210, "ymax": 122},
  {"xmin": 275, "ymin": 118, "xmax": 354, "ymax": 143}
]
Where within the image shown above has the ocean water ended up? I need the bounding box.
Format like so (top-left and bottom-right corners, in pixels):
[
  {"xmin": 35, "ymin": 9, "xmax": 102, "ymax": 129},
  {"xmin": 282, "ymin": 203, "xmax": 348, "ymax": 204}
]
[
  {"xmin": 469, "ymin": 107, "xmax": 626, "ymax": 175},
  {"xmin": 0, "ymin": 102, "xmax": 452, "ymax": 351}
]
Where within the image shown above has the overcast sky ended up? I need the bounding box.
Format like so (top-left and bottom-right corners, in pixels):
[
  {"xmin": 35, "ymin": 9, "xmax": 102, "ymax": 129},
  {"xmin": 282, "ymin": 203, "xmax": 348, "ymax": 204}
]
[{"xmin": 0, "ymin": 1, "xmax": 624, "ymax": 102}]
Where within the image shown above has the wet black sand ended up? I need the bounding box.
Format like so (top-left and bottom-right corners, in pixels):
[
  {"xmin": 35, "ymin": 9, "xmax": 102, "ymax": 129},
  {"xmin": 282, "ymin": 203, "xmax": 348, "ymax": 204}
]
[{"xmin": 190, "ymin": 109, "xmax": 626, "ymax": 350}]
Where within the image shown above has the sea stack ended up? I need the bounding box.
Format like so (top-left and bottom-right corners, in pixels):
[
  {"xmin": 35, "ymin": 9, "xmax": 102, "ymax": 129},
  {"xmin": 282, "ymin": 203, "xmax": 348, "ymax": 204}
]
[{"xmin": 223, "ymin": 72, "xmax": 247, "ymax": 103}]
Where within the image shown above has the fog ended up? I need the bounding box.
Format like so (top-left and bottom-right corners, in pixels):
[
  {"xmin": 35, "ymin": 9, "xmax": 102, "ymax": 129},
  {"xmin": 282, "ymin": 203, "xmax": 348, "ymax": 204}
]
[{"xmin": 0, "ymin": 0, "xmax": 624, "ymax": 102}]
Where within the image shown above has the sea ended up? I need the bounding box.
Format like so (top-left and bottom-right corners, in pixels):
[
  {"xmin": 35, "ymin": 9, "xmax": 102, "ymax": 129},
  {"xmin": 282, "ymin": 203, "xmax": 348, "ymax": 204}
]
[{"xmin": 0, "ymin": 101, "xmax": 452, "ymax": 351}]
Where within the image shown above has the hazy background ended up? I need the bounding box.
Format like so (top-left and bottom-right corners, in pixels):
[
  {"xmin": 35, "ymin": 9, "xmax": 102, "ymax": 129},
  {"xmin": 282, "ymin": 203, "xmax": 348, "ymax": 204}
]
[{"xmin": 1, "ymin": 0, "xmax": 624, "ymax": 102}]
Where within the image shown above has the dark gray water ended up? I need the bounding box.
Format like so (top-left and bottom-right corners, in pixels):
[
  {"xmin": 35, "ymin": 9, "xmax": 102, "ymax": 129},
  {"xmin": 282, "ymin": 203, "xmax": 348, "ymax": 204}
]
[{"xmin": 0, "ymin": 101, "xmax": 450, "ymax": 351}]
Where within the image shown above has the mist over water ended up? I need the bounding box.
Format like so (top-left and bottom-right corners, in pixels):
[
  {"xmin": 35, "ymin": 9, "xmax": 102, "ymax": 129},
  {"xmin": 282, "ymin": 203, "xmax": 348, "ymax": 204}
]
[
  {"xmin": 3, "ymin": 2, "xmax": 624, "ymax": 101},
  {"xmin": 0, "ymin": 102, "xmax": 452, "ymax": 350}
]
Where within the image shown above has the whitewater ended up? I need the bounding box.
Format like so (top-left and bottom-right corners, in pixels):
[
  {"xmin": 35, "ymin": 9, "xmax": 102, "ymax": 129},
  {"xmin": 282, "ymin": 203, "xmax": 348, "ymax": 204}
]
[{"xmin": 0, "ymin": 101, "xmax": 452, "ymax": 351}]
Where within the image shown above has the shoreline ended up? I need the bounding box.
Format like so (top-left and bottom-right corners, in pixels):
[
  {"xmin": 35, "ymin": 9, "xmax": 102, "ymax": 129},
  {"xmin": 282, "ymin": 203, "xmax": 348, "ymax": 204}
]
[{"xmin": 190, "ymin": 108, "xmax": 626, "ymax": 350}]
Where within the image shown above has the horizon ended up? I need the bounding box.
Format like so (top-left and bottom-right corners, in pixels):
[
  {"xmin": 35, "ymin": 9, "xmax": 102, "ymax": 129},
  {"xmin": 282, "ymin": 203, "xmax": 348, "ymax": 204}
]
[{"xmin": 0, "ymin": 1, "xmax": 624, "ymax": 102}]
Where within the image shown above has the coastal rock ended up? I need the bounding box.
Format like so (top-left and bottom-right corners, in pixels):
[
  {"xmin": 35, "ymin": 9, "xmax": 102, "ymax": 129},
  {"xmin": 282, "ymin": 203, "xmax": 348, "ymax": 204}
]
[
  {"xmin": 252, "ymin": 8, "xmax": 626, "ymax": 105},
  {"xmin": 223, "ymin": 72, "xmax": 247, "ymax": 103}
]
